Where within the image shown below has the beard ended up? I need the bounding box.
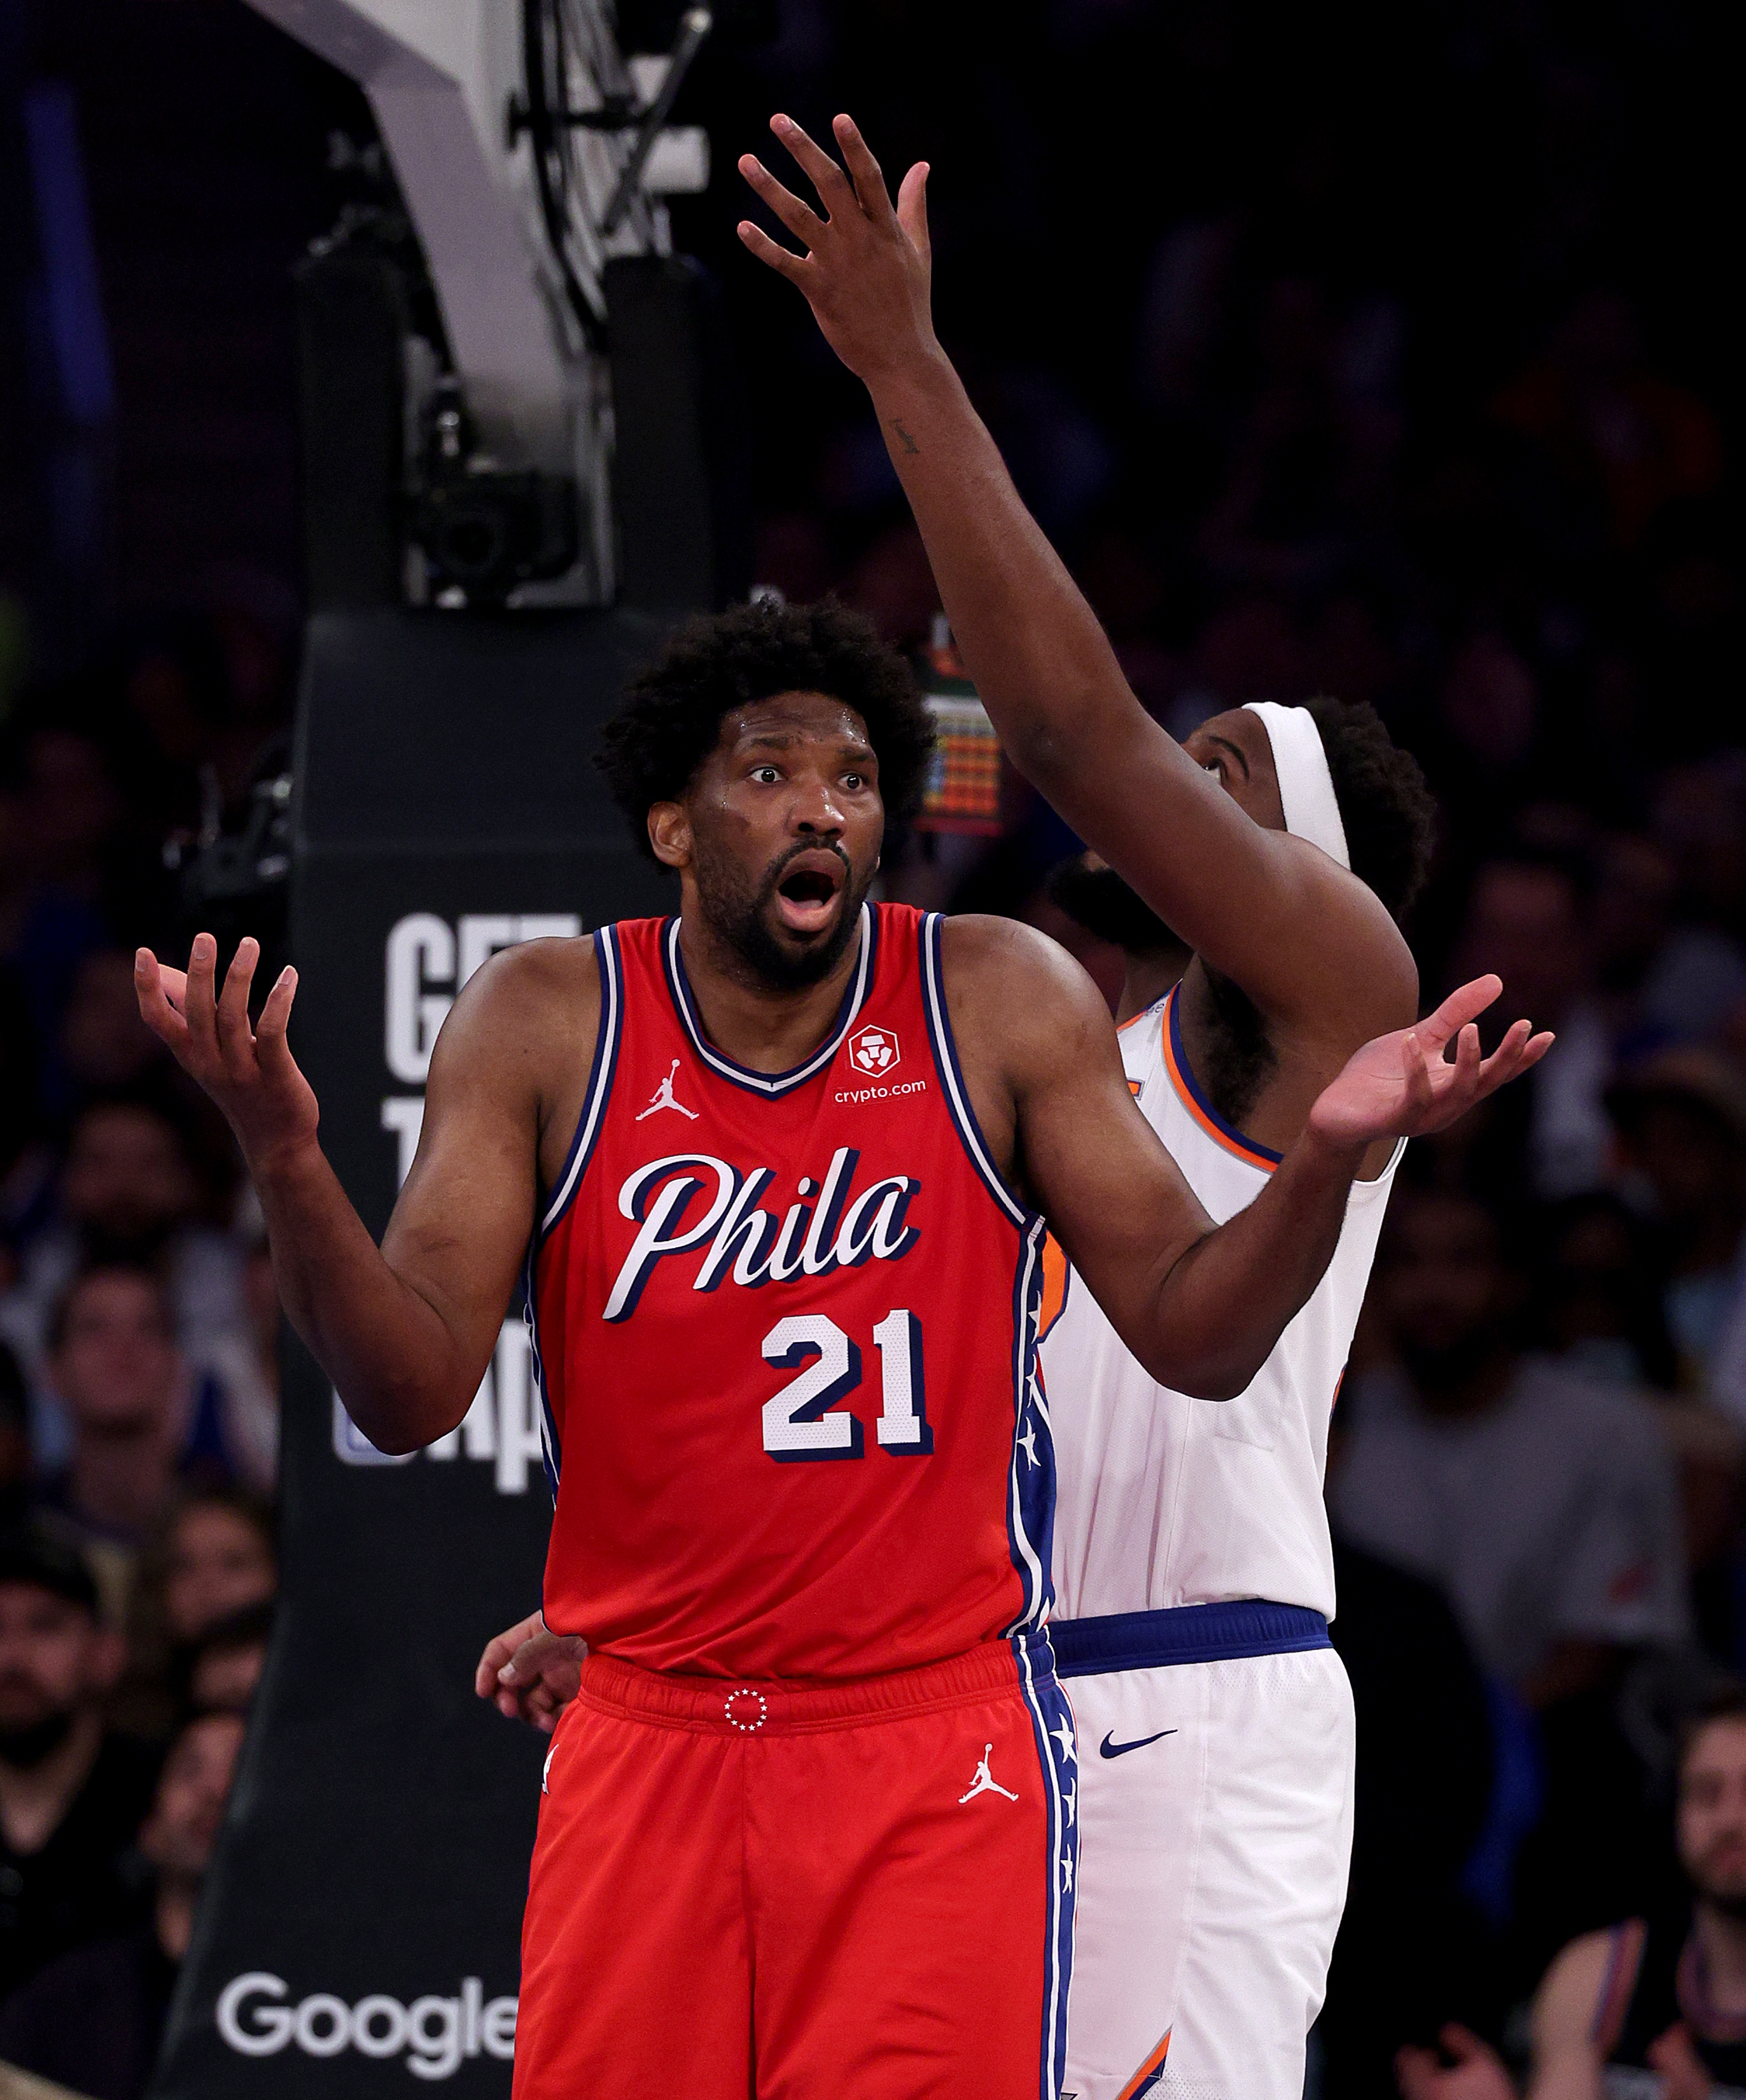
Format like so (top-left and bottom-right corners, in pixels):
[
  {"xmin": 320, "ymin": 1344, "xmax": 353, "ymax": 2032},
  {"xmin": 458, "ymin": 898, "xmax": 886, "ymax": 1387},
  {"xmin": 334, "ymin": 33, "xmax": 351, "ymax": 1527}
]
[
  {"xmin": 695, "ymin": 839, "xmax": 873, "ymax": 992},
  {"xmin": 0, "ymin": 1709, "xmax": 75, "ymax": 1769},
  {"xmin": 1693, "ymin": 1838, "xmax": 1746, "ymax": 1915},
  {"xmin": 1046, "ymin": 859, "xmax": 1178, "ymax": 955}
]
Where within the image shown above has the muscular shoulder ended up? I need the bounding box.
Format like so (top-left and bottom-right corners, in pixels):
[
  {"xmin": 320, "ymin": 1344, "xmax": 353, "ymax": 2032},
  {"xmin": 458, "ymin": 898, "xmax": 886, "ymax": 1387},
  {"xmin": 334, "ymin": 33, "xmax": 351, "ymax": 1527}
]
[
  {"xmin": 939, "ymin": 913, "xmax": 1108, "ymax": 1025},
  {"xmin": 938, "ymin": 913, "xmax": 1113, "ymax": 1079},
  {"xmin": 1533, "ymin": 1925, "xmax": 1626, "ymax": 2052},
  {"xmin": 426, "ymin": 933, "xmax": 600, "ymax": 1109}
]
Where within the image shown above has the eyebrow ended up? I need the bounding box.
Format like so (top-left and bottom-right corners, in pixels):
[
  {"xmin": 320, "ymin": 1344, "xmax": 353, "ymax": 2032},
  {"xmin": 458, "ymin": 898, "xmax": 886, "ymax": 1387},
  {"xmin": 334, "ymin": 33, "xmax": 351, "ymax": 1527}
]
[
  {"xmin": 741, "ymin": 731, "xmax": 876, "ymax": 762},
  {"xmin": 1205, "ymin": 734, "xmax": 1250, "ymax": 779}
]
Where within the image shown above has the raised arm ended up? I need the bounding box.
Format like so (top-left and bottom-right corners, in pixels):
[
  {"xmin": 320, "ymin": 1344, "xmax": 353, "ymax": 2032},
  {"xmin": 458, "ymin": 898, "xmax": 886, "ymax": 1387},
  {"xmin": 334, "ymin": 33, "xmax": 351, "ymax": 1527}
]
[
  {"xmin": 134, "ymin": 933, "xmax": 589, "ymax": 1452},
  {"xmin": 739, "ymin": 114, "xmax": 1413, "ymax": 1039},
  {"xmin": 946, "ymin": 918, "xmax": 1547, "ymax": 1398}
]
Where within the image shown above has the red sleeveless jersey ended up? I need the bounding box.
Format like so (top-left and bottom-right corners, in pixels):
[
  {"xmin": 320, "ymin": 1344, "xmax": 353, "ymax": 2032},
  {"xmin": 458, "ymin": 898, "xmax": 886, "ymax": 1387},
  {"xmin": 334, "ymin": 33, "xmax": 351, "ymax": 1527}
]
[{"xmin": 527, "ymin": 902, "xmax": 1054, "ymax": 1681}]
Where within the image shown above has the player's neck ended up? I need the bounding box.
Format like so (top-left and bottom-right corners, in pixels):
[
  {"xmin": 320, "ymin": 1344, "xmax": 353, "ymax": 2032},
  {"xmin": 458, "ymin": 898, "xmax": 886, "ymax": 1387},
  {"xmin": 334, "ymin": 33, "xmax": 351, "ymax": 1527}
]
[
  {"xmin": 1693, "ymin": 1901, "xmax": 1746, "ymax": 2020},
  {"xmin": 676, "ymin": 905, "xmax": 865, "ymax": 1076}
]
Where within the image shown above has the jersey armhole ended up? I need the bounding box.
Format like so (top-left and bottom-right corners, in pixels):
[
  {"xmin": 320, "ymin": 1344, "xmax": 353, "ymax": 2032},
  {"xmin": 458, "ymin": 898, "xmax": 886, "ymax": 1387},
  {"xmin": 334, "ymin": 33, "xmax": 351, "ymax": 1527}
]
[
  {"xmin": 919, "ymin": 913, "xmax": 1039, "ymax": 1233},
  {"xmin": 1591, "ymin": 1917, "xmax": 1649, "ymax": 2055},
  {"xmin": 1037, "ymin": 1235, "xmax": 1072, "ymax": 1343},
  {"xmin": 1159, "ymin": 986, "xmax": 1283, "ymax": 1173},
  {"xmin": 537, "ymin": 925, "xmax": 623, "ymax": 1243}
]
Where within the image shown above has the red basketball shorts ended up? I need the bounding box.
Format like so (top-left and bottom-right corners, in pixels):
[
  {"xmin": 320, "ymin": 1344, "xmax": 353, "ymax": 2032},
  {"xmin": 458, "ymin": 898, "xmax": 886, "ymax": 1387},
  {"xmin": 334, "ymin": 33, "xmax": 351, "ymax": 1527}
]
[{"xmin": 512, "ymin": 1636, "xmax": 1077, "ymax": 2099}]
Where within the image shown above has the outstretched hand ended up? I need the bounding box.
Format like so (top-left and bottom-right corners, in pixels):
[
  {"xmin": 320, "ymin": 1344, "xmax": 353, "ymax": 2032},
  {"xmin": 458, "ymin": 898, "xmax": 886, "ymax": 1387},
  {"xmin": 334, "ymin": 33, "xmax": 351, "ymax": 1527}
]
[
  {"xmin": 737, "ymin": 113, "xmax": 935, "ymax": 384},
  {"xmin": 473, "ymin": 1611, "xmax": 586, "ymax": 1734},
  {"xmin": 134, "ymin": 933, "xmax": 318, "ymax": 1173},
  {"xmin": 1310, "ymin": 976, "xmax": 1554, "ymax": 1152},
  {"xmin": 1395, "ymin": 2025, "xmax": 1518, "ymax": 2100}
]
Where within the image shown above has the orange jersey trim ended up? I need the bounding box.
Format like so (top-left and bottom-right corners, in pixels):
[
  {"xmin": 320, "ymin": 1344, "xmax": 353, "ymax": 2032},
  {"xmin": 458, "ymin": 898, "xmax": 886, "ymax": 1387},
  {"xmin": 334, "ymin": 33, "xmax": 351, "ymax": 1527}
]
[
  {"xmin": 1115, "ymin": 2026, "xmax": 1171, "ymax": 2099},
  {"xmin": 1038, "ymin": 1235, "xmax": 1070, "ymax": 1343},
  {"xmin": 1159, "ymin": 988, "xmax": 1280, "ymax": 1175}
]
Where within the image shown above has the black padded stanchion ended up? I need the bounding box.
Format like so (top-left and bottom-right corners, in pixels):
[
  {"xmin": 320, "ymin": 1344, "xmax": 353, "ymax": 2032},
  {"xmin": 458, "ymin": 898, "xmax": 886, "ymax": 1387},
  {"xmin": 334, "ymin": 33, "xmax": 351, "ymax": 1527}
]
[{"xmin": 151, "ymin": 606, "xmax": 675, "ymax": 2096}]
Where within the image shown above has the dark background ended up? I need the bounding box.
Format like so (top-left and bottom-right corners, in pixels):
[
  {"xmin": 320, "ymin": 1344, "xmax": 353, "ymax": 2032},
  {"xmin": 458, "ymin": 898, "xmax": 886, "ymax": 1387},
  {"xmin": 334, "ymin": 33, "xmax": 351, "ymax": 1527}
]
[{"xmin": 1, "ymin": 3, "xmax": 1740, "ymax": 2096}]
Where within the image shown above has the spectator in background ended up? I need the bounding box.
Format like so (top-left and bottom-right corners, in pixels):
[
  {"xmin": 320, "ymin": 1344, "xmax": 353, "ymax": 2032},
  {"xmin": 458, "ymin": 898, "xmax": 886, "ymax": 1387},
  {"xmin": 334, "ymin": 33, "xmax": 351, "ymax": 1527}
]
[
  {"xmin": 34, "ymin": 1266, "xmax": 205, "ymax": 1616},
  {"xmin": 0, "ymin": 1707, "xmax": 245, "ymax": 2100},
  {"xmin": 1608, "ymin": 1051, "xmax": 1746, "ymax": 1393},
  {"xmin": 60, "ymin": 948, "xmax": 171, "ymax": 1101},
  {"xmin": 116, "ymin": 1490, "xmax": 276, "ymax": 1742},
  {"xmin": 1397, "ymin": 1684, "xmax": 1746, "ymax": 2100},
  {"xmin": 0, "ymin": 968, "xmax": 54, "ymax": 1270},
  {"xmin": 0, "ymin": 1348, "xmax": 27, "ymax": 1528},
  {"xmin": 1591, "ymin": 831, "xmax": 1746, "ymax": 1052},
  {"xmin": 1331, "ymin": 1184, "xmax": 1689, "ymax": 1978},
  {"xmin": 0, "ymin": 1095, "xmax": 250, "ymax": 1465},
  {"xmin": 1449, "ymin": 854, "xmax": 1609, "ymax": 1201},
  {"xmin": 159, "ymin": 1491, "xmax": 275, "ymax": 1649},
  {"xmin": 180, "ymin": 1600, "xmax": 272, "ymax": 1715},
  {"xmin": 1491, "ymin": 290, "xmax": 1724, "ymax": 555},
  {"xmin": 1531, "ymin": 1191, "xmax": 1677, "ymax": 1392},
  {"xmin": 1318, "ymin": 1511, "xmax": 1500, "ymax": 2099},
  {"xmin": 1530, "ymin": 1189, "xmax": 1745, "ymax": 1681},
  {"xmin": 0, "ymin": 723, "xmax": 111, "ymax": 1072},
  {"xmin": 1653, "ymin": 758, "xmax": 1746, "ymax": 956},
  {"xmin": 185, "ymin": 1201, "xmax": 279, "ymax": 1498},
  {"xmin": 1335, "ymin": 1186, "xmax": 1689, "ymax": 1694},
  {"xmin": 0, "ymin": 1525, "xmax": 156, "ymax": 2003}
]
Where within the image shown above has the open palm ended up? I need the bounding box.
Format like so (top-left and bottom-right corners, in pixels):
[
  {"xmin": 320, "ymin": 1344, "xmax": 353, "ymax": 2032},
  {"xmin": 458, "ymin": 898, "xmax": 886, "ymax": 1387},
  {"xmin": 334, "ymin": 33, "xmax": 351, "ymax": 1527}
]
[{"xmin": 1310, "ymin": 976, "xmax": 1553, "ymax": 1150}]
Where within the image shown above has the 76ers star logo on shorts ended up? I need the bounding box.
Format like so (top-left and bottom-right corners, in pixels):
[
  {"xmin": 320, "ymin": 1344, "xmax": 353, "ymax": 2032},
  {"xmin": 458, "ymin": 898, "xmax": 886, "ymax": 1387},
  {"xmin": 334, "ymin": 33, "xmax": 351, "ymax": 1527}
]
[{"xmin": 849, "ymin": 1025, "xmax": 900, "ymax": 1077}]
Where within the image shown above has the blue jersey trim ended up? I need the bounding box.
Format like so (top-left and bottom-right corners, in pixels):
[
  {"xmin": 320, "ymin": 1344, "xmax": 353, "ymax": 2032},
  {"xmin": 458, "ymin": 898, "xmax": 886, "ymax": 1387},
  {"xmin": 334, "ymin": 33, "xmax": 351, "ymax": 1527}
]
[
  {"xmin": 526, "ymin": 924, "xmax": 622, "ymax": 1506},
  {"xmin": 520, "ymin": 1237, "xmax": 562, "ymax": 1504},
  {"xmin": 1049, "ymin": 1599, "xmax": 1330, "ymax": 1677},
  {"xmin": 1014, "ymin": 1628, "xmax": 1076, "ymax": 2100},
  {"xmin": 1004, "ymin": 1218, "xmax": 1055, "ymax": 1637},
  {"xmin": 1165, "ymin": 985, "xmax": 1284, "ymax": 1166},
  {"xmin": 539, "ymin": 925, "xmax": 623, "ymax": 1240},
  {"xmin": 660, "ymin": 905, "xmax": 876, "ymax": 1096},
  {"xmin": 918, "ymin": 913, "xmax": 1034, "ymax": 1230}
]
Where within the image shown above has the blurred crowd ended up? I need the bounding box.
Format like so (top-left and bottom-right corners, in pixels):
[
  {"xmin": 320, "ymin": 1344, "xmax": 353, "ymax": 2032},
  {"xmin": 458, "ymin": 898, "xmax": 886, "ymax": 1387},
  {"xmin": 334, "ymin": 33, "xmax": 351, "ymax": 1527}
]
[
  {"xmin": 0, "ymin": 584, "xmax": 291, "ymax": 2095},
  {"xmin": 1, "ymin": 0, "xmax": 1740, "ymax": 2094}
]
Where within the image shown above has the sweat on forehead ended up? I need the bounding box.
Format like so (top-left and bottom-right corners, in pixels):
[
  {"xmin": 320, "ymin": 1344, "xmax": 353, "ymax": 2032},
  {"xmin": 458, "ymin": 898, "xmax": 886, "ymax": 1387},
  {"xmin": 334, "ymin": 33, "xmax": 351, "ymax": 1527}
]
[
  {"xmin": 597, "ymin": 598, "xmax": 935, "ymax": 860},
  {"xmin": 723, "ymin": 692, "xmax": 873, "ymax": 751}
]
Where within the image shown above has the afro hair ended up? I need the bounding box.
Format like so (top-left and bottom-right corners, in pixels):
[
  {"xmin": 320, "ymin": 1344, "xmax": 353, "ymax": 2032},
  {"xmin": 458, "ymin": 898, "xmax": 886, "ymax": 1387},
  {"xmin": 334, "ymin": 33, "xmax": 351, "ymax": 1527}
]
[
  {"xmin": 597, "ymin": 598, "xmax": 936, "ymax": 857},
  {"xmin": 1302, "ymin": 694, "xmax": 1437, "ymax": 924}
]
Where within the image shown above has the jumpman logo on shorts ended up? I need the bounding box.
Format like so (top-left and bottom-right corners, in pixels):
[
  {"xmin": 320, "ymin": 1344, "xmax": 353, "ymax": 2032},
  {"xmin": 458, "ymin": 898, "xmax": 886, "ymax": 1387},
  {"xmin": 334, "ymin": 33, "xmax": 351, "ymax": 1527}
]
[
  {"xmin": 958, "ymin": 1744, "xmax": 1020, "ymax": 1805},
  {"xmin": 636, "ymin": 1060, "xmax": 699, "ymax": 1121}
]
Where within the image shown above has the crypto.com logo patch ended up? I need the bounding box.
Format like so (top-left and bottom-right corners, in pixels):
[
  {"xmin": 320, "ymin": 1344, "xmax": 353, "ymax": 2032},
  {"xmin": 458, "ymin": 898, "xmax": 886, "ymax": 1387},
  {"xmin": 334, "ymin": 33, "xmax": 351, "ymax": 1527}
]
[{"xmin": 848, "ymin": 1025, "xmax": 900, "ymax": 1078}]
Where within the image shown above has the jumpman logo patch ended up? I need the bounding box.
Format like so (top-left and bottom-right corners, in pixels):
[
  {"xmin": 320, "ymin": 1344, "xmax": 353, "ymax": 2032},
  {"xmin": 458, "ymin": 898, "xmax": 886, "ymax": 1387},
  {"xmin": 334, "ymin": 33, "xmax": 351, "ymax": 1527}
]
[
  {"xmin": 636, "ymin": 1059, "xmax": 699, "ymax": 1122},
  {"xmin": 958, "ymin": 1743, "xmax": 1020, "ymax": 1805}
]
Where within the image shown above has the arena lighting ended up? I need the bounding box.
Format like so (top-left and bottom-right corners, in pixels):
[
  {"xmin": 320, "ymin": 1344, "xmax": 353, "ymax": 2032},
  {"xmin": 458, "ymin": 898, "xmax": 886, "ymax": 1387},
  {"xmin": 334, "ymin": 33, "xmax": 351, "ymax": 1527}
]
[{"xmin": 241, "ymin": 0, "xmax": 711, "ymax": 606}]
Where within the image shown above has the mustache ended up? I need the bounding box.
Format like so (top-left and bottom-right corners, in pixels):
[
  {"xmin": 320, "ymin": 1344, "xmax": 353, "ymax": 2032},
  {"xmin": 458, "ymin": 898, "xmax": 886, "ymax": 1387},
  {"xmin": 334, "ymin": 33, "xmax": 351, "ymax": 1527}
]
[{"xmin": 760, "ymin": 839, "xmax": 853, "ymax": 899}]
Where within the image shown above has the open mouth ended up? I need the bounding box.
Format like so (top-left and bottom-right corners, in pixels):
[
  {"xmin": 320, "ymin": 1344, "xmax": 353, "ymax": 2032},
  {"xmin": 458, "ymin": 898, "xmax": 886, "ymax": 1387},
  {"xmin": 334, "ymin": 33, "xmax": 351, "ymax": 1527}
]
[{"xmin": 774, "ymin": 852, "xmax": 847, "ymax": 936}]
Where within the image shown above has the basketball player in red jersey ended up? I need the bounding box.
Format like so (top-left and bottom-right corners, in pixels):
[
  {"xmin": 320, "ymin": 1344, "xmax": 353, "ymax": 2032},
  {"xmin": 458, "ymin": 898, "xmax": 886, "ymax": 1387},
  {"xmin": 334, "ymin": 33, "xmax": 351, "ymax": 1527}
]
[{"xmin": 134, "ymin": 599, "xmax": 1543, "ymax": 2099}]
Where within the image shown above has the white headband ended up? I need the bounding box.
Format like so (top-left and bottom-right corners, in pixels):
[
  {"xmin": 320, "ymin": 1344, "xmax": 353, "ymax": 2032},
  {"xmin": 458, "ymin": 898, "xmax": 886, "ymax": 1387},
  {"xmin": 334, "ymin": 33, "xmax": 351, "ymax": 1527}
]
[{"xmin": 1243, "ymin": 703, "xmax": 1350, "ymax": 871}]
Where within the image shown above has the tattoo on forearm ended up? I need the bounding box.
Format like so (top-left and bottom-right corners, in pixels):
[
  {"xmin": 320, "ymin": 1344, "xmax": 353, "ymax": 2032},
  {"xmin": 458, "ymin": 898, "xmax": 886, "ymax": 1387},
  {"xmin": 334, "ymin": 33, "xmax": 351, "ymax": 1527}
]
[{"xmin": 891, "ymin": 421, "xmax": 920, "ymax": 456}]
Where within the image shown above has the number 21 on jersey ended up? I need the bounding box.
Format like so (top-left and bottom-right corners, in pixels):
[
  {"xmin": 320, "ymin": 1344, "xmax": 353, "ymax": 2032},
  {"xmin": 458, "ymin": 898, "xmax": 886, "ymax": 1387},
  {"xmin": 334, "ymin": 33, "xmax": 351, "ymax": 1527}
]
[{"xmin": 761, "ymin": 1311, "xmax": 933, "ymax": 1462}]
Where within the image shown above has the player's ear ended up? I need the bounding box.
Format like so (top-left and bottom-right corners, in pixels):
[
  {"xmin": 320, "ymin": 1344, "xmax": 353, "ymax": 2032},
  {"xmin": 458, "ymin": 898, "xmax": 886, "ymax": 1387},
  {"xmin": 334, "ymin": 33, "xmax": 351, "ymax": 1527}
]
[{"xmin": 648, "ymin": 801, "xmax": 691, "ymax": 869}]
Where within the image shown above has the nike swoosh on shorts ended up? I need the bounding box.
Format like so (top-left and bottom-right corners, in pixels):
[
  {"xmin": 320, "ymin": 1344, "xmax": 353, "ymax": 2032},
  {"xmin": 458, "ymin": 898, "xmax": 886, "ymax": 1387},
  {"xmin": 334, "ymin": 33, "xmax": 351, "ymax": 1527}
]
[{"xmin": 1098, "ymin": 1728, "xmax": 1178, "ymax": 1760}]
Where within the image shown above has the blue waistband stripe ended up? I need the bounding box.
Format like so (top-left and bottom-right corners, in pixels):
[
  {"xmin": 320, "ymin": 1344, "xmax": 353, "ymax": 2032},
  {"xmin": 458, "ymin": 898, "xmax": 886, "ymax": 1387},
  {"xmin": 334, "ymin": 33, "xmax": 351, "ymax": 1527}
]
[{"xmin": 1048, "ymin": 1599, "xmax": 1330, "ymax": 1677}]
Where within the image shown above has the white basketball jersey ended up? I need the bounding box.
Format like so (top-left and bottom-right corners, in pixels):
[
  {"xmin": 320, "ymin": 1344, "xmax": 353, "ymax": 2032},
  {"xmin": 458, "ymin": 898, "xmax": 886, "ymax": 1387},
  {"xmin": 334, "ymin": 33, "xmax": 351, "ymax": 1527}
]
[{"xmin": 1044, "ymin": 986, "xmax": 1402, "ymax": 1622}]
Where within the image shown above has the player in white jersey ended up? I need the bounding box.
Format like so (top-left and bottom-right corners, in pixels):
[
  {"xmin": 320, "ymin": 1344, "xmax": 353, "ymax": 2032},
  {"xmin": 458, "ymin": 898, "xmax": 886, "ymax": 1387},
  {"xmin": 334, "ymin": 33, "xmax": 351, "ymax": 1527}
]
[
  {"xmin": 729, "ymin": 112, "xmax": 1524, "ymax": 2100},
  {"xmin": 1042, "ymin": 844, "xmax": 1411, "ymax": 2100}
]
